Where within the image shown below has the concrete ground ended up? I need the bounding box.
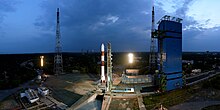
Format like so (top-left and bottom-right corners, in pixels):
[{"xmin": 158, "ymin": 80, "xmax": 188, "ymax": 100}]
[
  {"xmin": 77, "ymin": 99, "xmax": 102, "ymax": 110},
  {"xmin": 0, "ymin": 79, "xmax": 37, "ymax": 102},
  {"xmin": 44, "ymin": 73, "xmax": 97, "ymax": 107},
  {"xmin": 169, "ymin": 84, "xmax": 220, "ymax": 110},
  {"xmin": 45, "ymin": 73, "xmax": 97, "ymax": 95}
]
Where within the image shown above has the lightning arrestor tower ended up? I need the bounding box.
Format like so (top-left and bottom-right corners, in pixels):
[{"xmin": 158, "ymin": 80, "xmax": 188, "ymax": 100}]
[
  {"xmin": 54, "ymin": 8, "xmax": 63, "ymax": 75},
  {"xmin": 149, "ymin": 0, "xmax": 157, "ymax": 73}
]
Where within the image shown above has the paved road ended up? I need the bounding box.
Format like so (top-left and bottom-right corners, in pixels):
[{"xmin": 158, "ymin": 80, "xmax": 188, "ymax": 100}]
[
  {"xmin": 0, "ymin": 79, "xmax": 35, "ymax": 101},
  {"xmin": 169, "ymin": 101, "xmax": 220, "ymax": 110},
  {"xmin": 0, "ymin": 60, "xmax": 37, "ymax": 102},
  {"xmin": 77, "ymin": 99, "xmax": 102, "ymax": 110},
  {"xmin": 0, "ymin": 88, "xmax": 19, "ymax": 101}
]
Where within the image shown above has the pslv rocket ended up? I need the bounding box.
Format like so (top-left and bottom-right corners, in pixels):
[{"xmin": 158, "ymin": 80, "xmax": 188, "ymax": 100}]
[{"xmin": 101, "ymin": 43, "xmax": 106, "ymax": 83}]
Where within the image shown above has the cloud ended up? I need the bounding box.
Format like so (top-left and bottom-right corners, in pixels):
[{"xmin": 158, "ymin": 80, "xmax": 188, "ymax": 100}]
[
  {"xmin": 186, "ymin": 0, "xmax": 220, "ymax": 29},
  {"xmin": 0, "ymin": 0, "xmax": 18, "ymax": 23},
  {"xmin": 106, "ymin": 15, "xmax": 119, "ymax": 23},
  {"xmin": 141, "ymin": 11, "xmax": 149, "ymax": 15},
  {"xmin": 32, "ymin": 0, "xmax": 220, "ymax": 52},
  {"xmin": 35, "ymin": 0, "xmax": 153, "ymax": 52},
  {"xmin": 0, "ymin": 0, "xmax": 18, "ymax": 12},
  {"xmin": 90, "ymin": 15, "xmax": 119, "ymax": 30},
  {"xmin": 154, "ymin": 0, "xmax": 220, "ymax": 51},
  {"xmin": 0, "ymin": 0, "xmax": 19, "ymax": 36}
]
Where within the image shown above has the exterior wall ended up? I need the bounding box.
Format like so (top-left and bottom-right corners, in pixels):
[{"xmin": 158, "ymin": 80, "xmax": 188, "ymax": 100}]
[
  {"xmin": 126, "ymin": 69, "xmax": 139, "ymax": 74},
  {"xmin": 158, "ymin": 20, "xmax": 183, "ymax": 91},
  {"xmin": 122, "ymin": 74, "xmax": 153, "ymax": 84}
]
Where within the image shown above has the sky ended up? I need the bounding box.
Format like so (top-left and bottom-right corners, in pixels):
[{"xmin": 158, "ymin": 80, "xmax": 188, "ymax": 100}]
[{"xmin": 0, "ymin": 0, "xmax": 220, "ymax": 53}]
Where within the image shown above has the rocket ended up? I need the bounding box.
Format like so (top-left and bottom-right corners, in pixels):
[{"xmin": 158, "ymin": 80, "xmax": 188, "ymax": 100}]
[{"xmin": 101, "ymin": 43, "xmax": 106, "ymax": 83}]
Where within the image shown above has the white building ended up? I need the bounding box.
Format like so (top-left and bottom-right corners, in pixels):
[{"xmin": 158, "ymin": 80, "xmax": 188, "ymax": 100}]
[
  {"xmin": 192, "ymin": 69, "xmax": 201, "ymax": 73},
  {"xmin": 126, "ymin": 69, "xmax": 139, "ymax": 74},
  {"xmin": 38, "ymin": 87, "xmax": 49, "ymax": 96},
  {"xmin": 20, "ymin": 89, "xmax": 39, "ymax": 103}
]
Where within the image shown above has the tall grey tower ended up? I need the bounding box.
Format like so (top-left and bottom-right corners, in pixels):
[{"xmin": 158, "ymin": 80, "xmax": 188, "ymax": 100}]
[
  {"xmin": 149, "ymin": 1, "xmax": 157, "ymax": 73},
  {"xmin": 54, "ymin": 8, "xmax": 63, "ymax": 75},
  {"xmin": 106, "ymin": 42, "xmax": 113, "ymax": 92}
]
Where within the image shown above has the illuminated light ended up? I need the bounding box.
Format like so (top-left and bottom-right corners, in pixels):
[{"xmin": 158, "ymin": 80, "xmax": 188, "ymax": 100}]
[
  {"xmin": 128, "ymin": 53, "xmax": 134, "ymax": 64},
  {"xmin": 40, "ymin": 56, "xmax": 44, "ymax": 67}
]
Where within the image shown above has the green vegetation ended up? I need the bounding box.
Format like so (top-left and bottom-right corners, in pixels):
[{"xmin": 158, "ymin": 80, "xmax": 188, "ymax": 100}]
[
  {"xmin": 0, "ymin": 54, "xmax": 51, "ymax": 90},
  {"xmin": 202, "ymin": 105, "xmax": 220, "ymax": 110},
  {"xmin": 144, "ymin": 74, "xmax": 220, "ymax": 109},
  {"xmin": 109, "ymin": 98, "xmax": 139, "ymax": 110},
  {"xmin": 0, "ymin": 53, "xmax": 101, "ymax": 90},
  {"xmin": 157, "ymin": 73, "xmax": 167, "ymax": 92},
  {"xmin": 183, "ymin": 52, "xmax": 220, "ymax": 74},
  {"xmin": 0, "ymin": 67, "xmax": 36, "ymax": 89},
  {"xmin": 1, "ymin": 52, "xmax": 220, "ymax": 90},
  {"xmin": 64, "ymin": 53, "xmax": 100, "ymax": 74},
  {"xmin": 202, "ymin": 75, "xmax": 220, "ymax": 90},
  {"xmin": 143, "ymin": 86, "xmax": 197, "ymax": 109}
]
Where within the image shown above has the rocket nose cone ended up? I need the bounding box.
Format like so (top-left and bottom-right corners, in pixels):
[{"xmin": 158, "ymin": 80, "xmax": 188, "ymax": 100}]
[{"xmin": 101, "ymin": 43, "xmax": 104, "ymax": 51}]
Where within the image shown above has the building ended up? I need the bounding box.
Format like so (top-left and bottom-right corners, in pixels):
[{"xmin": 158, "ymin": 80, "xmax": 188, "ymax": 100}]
[
  {"xmin": 192, "ymin": 69, "xmax": 201, "ymax": 73},
  {"xmin": 182, "ymin": 60, "xmax": 194, "ymax": 65},
  {"xmin": 20, "ymin": 89, "xmax": 39, "ymax": 103},
  {"xmin": 122, "ymin": 74, "xmax": 153, "ymax": 84},
  {"xmin": 122, "ymin": 69, "xmax": 153, "ymax": 84},
  {"xmin": 38, "ymin": 87, "xmax": 49, "ymax": 96},
  {"xmin": 157, "ymin": 15, "xmax": 183, "ymax": 91},
  {"xmin": 125, "ymin": 69, "xmax": 139, "ymax": 75}
]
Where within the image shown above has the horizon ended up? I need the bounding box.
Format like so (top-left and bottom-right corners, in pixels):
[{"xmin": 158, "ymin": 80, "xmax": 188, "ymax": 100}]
[{"xmin": 0, "ymin": 51, "xmax": 218, "ymax": 55}]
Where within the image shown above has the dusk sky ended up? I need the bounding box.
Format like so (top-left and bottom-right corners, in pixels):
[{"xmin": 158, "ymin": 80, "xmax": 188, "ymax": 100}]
[{"xmin": 0, "ymin": 0, "xmax": 220, "ymax": 53}]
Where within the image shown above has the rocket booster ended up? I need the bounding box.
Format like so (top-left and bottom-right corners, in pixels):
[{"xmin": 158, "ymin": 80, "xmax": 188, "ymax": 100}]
[{"xmin": 101, "ymin": 43, "xmax": 105, "ymax": 82}]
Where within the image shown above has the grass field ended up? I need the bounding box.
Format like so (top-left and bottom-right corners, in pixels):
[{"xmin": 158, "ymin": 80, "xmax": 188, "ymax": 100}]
[
  {"xmin": 143, "ymin": 75, "xmax": 220, "ymax": 109},
  {"xmin": 109, "ymin": 98, "xmax": 139, "ymax": 110},
  {"xmin": 143, "ymin": 86, "xmax": 196, "ymax": 109},
  {"xmin": 202, "ymin": 104, "xmax": 220, "ymax": 110}
]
